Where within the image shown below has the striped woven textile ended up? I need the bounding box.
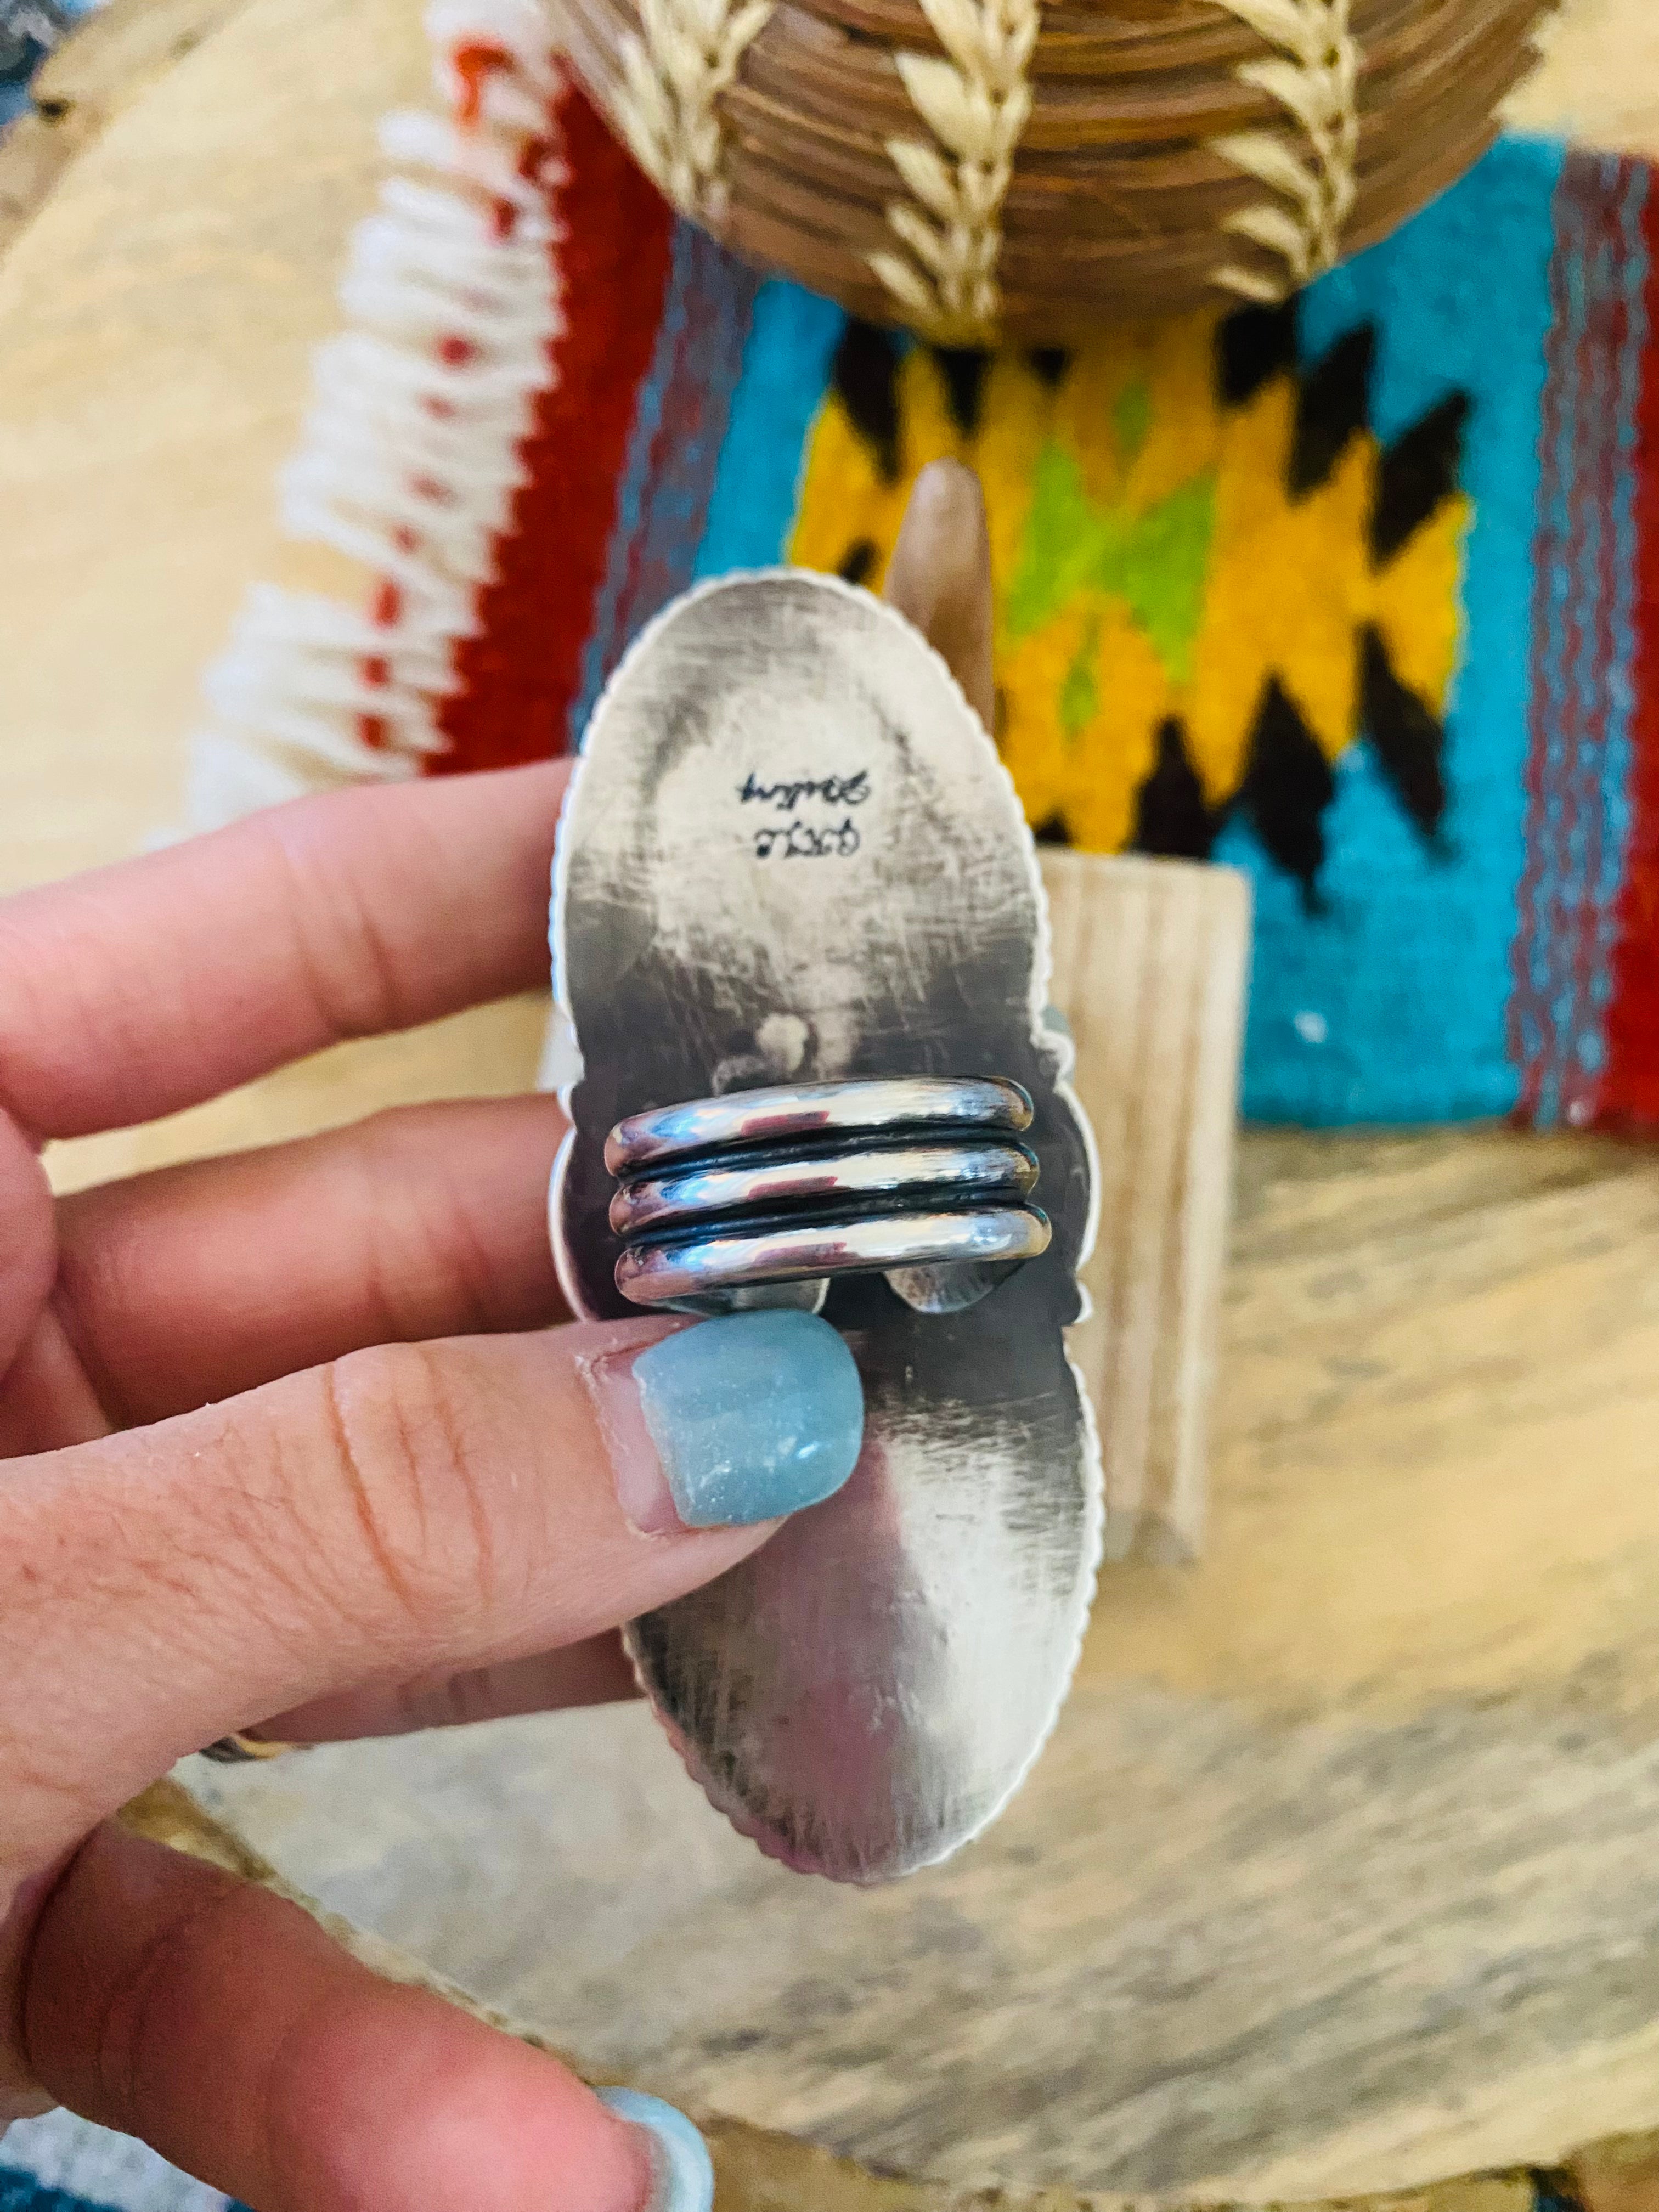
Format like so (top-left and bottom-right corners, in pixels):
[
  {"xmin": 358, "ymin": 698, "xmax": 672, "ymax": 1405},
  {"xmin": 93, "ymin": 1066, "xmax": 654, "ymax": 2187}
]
[
  {"xmin": 189, "ymin": 10, "xmax": 1659, "ymax": 1135},
  {"xmin": 1515, "ymin": 153, "xmax": 1659, "ymax": 1131}
]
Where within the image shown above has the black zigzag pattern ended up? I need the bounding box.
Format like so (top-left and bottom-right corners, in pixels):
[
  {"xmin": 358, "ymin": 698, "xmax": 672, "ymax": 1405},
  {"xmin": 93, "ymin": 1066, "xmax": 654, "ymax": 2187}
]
[
  {"xmin": 1132, "ymin": 720, "xmax": 1220, "ymax": 864},
  {"xmin": 831, "ymin": 322, "xmax": 904, "ymax": 486},
  {"xmin": 1289, "ymin": 325, "xmax": 1376, "ymax": 499},
  {"xmin": 933, "ymin": 347, "xmax": 991, "ymax": 437},
  {"xmin": 1128, "ymin": 308, "xmax": 1471, "ymax": 902},
  {"xmin": 828, "ymin": 324, "xmax": 999, "ymax": 493},
  {"xmin": 1372, "ymin": 393, "xmax": 1471, "ymax": 565},
  {"xmin": 1238, "ymin": 680, "xmax": 1337, "ymax": 909}
]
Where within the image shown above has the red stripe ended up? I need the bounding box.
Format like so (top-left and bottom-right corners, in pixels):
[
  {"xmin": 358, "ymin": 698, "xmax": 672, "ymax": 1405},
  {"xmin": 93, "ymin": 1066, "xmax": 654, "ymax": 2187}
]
[
  {"xmin": 1600, "ymin": 178, "xmax": 1659, "ymax": 1126},
  {"xmin": 1510, "ymin": 165, "xmax": 1576, "ymax": 1122},
  {"xmin": 430, "ymin": 83, "xmax": 675, "ymax": 774}
]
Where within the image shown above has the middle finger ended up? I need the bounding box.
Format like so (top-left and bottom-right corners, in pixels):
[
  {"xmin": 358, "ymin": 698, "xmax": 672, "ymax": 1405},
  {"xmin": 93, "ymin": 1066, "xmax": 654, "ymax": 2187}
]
[
  {"xmin": 236, "ymin": 1634, "xmax": 642, "ymax": 1745},
  {"xmin": 53, "ymin": 1094, "xmax": 569, "ymax": 1425}
]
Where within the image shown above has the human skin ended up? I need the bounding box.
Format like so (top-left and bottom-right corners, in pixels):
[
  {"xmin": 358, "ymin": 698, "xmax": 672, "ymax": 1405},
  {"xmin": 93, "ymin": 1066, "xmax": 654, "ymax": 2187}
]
[{"xmin": 0, "ymin": 761, "xmax": 832, "ymax": 2210}]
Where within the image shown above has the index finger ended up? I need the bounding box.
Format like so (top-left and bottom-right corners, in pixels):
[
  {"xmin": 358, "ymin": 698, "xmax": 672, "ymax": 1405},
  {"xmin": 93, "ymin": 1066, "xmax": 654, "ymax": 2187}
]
[
  {"xmin": 0, "ymin": 762, "xmax": 566, "ymax": 1142},
  {"xmin": 2, "ymin": 1313, "xmax": 823, "ymax": 1858}
]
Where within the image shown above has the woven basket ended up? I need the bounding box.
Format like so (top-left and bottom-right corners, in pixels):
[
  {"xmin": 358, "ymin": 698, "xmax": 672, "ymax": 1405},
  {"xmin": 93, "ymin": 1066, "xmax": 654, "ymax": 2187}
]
[{"xmin": 550, "ymin": 0, "xmax": 1552, "ymax": 342}]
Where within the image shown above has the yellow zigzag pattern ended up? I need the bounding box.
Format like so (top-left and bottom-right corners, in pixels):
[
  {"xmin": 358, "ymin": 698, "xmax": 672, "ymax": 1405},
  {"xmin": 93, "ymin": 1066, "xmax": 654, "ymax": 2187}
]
[{"xmin": 789, "ymin": 311, "xmax": 1470, "ymax": 855}]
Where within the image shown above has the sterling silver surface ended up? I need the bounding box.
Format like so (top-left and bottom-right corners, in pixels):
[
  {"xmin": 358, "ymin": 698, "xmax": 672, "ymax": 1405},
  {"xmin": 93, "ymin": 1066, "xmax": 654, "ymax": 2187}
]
[{"xmin": 549, "ymin": 570, "xmax": 1102, "ymax": 1884}]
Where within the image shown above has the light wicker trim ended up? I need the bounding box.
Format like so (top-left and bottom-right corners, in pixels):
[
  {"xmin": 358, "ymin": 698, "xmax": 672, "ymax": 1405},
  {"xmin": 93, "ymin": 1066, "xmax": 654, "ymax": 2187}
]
[
  {"xmin": 612, "ymin": 0, "xmax": 776, "ymax": 226},
  {"xmin": 1207, "ymin": 0, "xmax": 1362, "ymax": 304},
  {"xmin": 868, "ymin": 0, "xmax": 1038, "ymax": 343}
]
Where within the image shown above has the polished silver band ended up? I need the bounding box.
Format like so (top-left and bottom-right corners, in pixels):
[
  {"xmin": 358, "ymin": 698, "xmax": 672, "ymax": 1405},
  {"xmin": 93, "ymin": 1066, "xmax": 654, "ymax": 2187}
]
[
  {"xmin": 607, "ymin": 1076, "xmax": 1050, "ymax": 1315},
  {"xmin": 606, "ymin": 1075, "xmax": 1032, "ymax": 1175},
  {"xmin": 610, "ymin": 1136, "xmax": 1039, "ymax": 1240}
]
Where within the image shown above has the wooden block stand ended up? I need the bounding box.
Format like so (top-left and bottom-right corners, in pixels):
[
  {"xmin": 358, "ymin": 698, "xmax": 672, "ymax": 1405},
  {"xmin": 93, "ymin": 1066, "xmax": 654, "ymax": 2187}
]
[{"xmin": 1043, "ymin": 850, "xmax": 1251, "ymax": 1564}]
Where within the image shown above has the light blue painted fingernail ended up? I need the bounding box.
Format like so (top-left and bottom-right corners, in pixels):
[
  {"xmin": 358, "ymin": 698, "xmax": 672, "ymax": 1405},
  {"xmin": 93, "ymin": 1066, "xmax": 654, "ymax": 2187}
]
[
  {"xmin": 597, "ymin": 2088, "xmax": 714, "ymax": 2212},
  {"xmin": 634, "ymin": 1309, "xmax": 865, "ymax": 1528}
]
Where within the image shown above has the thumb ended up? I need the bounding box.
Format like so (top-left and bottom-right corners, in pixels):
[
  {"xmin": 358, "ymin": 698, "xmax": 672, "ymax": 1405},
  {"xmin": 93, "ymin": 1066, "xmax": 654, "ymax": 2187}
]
[
  {"xmin": 24, "ymin": 1821, "xmax": 710, "ymax": 2212},
  {"xmin": 4, "ymin": 1307, "xmax": 866, "ymax": 1860}
]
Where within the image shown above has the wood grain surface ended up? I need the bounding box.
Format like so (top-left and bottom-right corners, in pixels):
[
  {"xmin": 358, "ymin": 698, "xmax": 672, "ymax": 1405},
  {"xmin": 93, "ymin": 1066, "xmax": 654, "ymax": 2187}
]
[
  {"xmin": 117, "ymin": 1779, "xmax": 1659, "ymax": 2212},
  {"xmin": 1043, "ymin": 851, "xmax": 1251, "ymax": 1564},
  {"xmin": 5, "ymin": 0, "xmax": 1659, "ymax": 2198}
]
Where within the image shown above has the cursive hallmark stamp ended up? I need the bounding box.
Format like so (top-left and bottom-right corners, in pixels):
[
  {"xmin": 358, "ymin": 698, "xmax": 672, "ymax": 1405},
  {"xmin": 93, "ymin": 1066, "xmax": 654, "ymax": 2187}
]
[{"xmin": 739, "ymin": 767, "xmax": 871, "ymax": 861}]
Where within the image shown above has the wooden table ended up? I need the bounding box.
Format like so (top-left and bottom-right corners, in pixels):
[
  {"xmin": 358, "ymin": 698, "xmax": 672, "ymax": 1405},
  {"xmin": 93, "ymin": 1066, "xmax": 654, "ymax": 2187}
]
[{"xmin": 6, "ymin": 1, "xmax": 1659, "ymax": 2198}]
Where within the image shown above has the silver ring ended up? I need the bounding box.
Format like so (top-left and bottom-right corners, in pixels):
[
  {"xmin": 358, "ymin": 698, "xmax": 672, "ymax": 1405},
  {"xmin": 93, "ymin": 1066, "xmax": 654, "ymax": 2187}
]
[
  {"xmin": 610, "ymin": 1137, "xmax": 1040, "ymax": 1240},
  {"xmin": 616, "ymin": 1206, "xmax": 1051, "ymax": 1308},
  {"xmin": 607, "ymin": 1077, "xmax": 1050, "ymax": 1314},
  {"xmin": 605, "ymin": 1076, "xmax": 1032, "ymax": 1176}
]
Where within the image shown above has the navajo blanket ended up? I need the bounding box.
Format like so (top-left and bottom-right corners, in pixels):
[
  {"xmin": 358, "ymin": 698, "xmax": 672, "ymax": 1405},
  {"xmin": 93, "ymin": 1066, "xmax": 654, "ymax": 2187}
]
[{"xmin": 190, "ymin": 8, "xmax": 1659, "ymax": 1135}]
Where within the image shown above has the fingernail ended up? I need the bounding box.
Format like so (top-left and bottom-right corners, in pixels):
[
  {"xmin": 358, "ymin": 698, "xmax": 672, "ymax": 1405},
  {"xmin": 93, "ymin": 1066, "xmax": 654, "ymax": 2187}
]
[
  {"xmin": 582, "ymin": 1310, "xmax": 864, "ymax": 1534},
  {"xmin": 597, "ymin": 2089, "xmax": 714, "ymax": 2212}
]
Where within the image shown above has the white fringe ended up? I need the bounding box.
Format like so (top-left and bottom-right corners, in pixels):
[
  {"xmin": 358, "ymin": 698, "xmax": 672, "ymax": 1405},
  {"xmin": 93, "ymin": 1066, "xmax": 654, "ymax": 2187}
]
[{"xmin": 187, "ymin": 0, "xmax": 566, "ymax": 832}]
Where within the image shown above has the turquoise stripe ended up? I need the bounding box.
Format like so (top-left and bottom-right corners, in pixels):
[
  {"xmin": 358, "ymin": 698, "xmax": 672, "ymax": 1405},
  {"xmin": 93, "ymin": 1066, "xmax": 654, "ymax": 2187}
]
[
  {"xmin": 1239, "ymin": 138, "xmax": 1565, "ymax": 1125},
  {"xmin": 693, "ymin": 280, "xmax": 845, "ymax": 579}
]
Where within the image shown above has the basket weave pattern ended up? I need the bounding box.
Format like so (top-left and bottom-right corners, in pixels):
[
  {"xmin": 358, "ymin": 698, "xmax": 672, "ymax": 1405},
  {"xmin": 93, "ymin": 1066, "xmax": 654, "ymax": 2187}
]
[{"xmin": 555, "ymin": 0, "xmax": 1552, "ymax": 341}]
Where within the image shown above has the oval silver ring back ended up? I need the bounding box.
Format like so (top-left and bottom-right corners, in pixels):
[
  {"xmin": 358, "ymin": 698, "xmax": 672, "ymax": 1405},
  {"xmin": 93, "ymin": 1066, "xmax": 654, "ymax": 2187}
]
[{"xmin": 548, "ymin": 571, "xmax": 1102, "ymax": 1884}]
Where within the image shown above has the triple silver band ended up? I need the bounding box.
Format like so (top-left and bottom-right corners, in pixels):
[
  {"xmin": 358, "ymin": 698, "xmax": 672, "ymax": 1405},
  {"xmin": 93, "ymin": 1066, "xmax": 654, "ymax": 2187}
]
[{"xmin": 606, "ymin": 1076, "xmax": 1051, "ymax": 1314}]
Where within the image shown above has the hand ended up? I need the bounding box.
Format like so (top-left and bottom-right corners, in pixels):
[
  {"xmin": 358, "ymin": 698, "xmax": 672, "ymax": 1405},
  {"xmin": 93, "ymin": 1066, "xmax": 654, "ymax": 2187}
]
[{"xmin": 0, "ymin": 764, "xmax": 862, "ymax": 2211}]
